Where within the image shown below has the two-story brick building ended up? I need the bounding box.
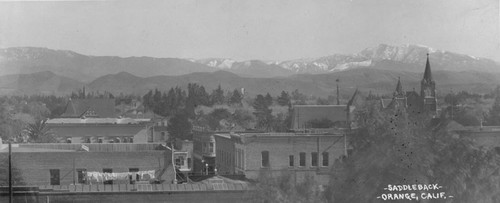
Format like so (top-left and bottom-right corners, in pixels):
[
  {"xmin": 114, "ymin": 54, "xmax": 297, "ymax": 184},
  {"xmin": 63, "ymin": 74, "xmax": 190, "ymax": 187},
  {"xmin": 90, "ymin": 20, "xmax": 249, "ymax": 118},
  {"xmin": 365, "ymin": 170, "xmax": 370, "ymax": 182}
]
[{"xmin": 214, "ymin": 131, "xmax": 348, "ymax": 185}]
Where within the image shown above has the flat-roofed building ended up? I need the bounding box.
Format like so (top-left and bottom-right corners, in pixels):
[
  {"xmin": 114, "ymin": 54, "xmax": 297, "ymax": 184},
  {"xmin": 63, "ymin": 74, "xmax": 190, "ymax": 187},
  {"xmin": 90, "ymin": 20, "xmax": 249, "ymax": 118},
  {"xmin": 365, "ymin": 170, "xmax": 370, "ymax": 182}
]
[
  {"xmin": 214, "ymin": 131, "xmax": 348, "ymax": 185},
  {"xmin": 0, "ymin": 143, "xmax": 174, "ymax": 186}
]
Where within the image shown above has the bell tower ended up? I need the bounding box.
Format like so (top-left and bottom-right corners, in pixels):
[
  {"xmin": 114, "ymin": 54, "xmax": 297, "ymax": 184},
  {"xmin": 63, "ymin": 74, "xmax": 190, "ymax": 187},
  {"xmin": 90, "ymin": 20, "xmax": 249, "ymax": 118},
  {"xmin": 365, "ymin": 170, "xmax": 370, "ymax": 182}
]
[{"xmin": 420, "ymin": 53, "xmax": 437, "ymax": 113}]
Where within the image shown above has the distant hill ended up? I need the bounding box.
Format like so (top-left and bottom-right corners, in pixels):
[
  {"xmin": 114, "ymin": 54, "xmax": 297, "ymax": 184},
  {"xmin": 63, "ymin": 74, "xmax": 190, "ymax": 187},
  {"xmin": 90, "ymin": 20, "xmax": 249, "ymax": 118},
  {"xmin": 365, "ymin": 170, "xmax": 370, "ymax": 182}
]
[
  {"xmin": 2, "ymin": 69, "xmax": 500, "ymax": 98},
  {"xmin": 0, "ymin": 71, "xmax": 84, "ymax": 95},
  {"xmin": 86, "ymin": 69, "xmax": 500, "ymax": 98},
  {"xmin": 0, "ymin": 47, "xmax": 216, "ymax": 82},
  {"xmin": 2, "ymin": 44, "xmax": 499, "ymax": 82}
]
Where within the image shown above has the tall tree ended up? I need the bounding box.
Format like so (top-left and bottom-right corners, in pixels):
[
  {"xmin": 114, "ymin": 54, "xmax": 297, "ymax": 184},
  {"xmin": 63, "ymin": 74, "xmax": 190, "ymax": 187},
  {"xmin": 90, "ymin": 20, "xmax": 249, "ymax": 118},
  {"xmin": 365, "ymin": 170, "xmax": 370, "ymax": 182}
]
[
  {"xmin": 230, "ymin": 89, "xmax": 243, "ymax": 105},
  {"xmin": 253, "ymin": 94, "xmax": 273, "ymax": 131},
  {"xmin": 486, "ymin": 86, "xmax": 500, "ymax": 125},
  {"xmin": 167, "ymin": 113, "xmax": 193, "ymax": 141},
  {"xmin": 264, "ymin": 93, "xmax": 273, "ymax": 106},
  {"xmin": 211, "ymin": 84, "xmax": 225, "ymax": 105},
  {"xmin": 277, "ymin": 91, "xmax": 291, "ymax": 106}
]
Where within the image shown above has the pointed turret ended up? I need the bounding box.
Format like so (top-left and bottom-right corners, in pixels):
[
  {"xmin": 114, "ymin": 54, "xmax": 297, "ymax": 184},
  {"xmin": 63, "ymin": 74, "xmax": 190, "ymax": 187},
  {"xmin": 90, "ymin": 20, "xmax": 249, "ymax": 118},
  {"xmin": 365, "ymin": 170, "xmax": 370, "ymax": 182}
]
[
  {"xmin": 394, "ymin": 77, "xmax": 404, "ymax": 96},
  {"xmin": 423, "ymin": 53, "xmax": 433, "ymax": 82}
]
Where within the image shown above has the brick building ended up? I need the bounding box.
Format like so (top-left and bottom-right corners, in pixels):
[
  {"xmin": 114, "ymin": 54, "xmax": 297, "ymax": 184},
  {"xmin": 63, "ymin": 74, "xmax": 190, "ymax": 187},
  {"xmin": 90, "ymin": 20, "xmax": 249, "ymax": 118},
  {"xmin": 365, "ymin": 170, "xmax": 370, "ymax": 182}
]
[
  {"xmin": 0, "ymin": 143, "xmax": 174, "ymax": 186},
  {"xmin": 192, "ymin": 128, "xmax": 217, "ymax": 175},
  {"xmin": 214, "ymin": 131, "xmax": 348, "ymax": 185}
]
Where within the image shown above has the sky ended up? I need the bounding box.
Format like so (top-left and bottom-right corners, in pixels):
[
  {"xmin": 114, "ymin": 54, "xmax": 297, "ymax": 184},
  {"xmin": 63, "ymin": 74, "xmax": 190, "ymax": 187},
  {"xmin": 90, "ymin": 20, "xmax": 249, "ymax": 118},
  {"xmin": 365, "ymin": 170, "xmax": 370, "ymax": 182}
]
[{"xmin": 0, "ymin": 0, "xmax": 499, "ymax": 61}]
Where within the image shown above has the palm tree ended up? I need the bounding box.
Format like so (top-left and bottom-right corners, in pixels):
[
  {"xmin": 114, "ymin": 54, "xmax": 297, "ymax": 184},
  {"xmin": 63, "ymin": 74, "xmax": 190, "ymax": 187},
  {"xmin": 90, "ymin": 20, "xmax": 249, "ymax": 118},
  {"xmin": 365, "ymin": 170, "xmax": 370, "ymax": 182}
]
[{"xmin": 23, "ymin": 119, "xmax": 55, "ymax": 143}]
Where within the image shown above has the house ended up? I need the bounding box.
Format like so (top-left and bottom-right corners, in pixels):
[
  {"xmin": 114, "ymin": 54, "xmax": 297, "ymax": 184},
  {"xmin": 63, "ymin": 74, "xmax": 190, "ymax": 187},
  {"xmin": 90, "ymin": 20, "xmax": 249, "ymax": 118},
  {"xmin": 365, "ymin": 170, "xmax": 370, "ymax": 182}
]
[
  {"xmin": 291, "ymin": 89, "xmax": 365, "ymax": 131},
  {"xmin": 46, "ymin": 118, "xmax": 152, "ymax": 143},
  {"xmin": 60, "ymin": 98, "xmax": 116, "ymax": 118},
  {"xmin": 213, "ymin": 131, "xmax": 348, "ymax": 185}
]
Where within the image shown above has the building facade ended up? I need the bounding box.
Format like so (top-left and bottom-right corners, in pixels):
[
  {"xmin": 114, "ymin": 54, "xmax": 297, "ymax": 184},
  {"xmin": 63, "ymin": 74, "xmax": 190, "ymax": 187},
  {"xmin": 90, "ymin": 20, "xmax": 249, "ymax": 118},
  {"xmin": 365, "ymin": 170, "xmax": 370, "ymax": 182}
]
[
  {"xmin": 0, "ymin": 143, "xmax": 174, "ymax": 186},
  {"xmin": 214, "ymin": 132, "xmax": 348, "ymax": 185}
]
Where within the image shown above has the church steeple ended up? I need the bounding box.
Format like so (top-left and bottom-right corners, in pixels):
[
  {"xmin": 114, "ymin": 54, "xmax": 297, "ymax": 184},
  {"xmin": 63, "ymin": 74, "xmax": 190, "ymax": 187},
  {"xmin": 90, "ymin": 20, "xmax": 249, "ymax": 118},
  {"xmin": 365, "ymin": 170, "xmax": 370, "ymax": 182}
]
[
  {"xmin": 423, "ymin": 53, "xmax": 433, "ymax": 82},
  {"xmin": 420, "ymin": 53, "xmax": 437, "ymax": 114},
  {"xmin": 394, "ymin": 77, "xmax": 404, "ymax": 96}
]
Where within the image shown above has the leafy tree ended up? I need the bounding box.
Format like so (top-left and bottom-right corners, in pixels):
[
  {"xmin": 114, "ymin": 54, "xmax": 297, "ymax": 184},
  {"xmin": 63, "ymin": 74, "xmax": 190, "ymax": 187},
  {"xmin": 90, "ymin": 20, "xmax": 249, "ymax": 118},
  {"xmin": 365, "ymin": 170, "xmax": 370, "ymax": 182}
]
[
  {"xmin": 206, "ymin": 108, "xmax": 232, "ymax": 131},
  {"xmin": 253, "ymin": 94, "xmax": 273, "ymax": 131},
  {"xmin": 277, "ymin": 91, "xmax": 291, "ymax": 106},
  {"xmin": 210, "ymin": 84, "xmax": 225, "ymax": 105},
  {"xmin": 486, "ymin": 86, "xmax": 500, "ymax": 125},
  {"xmin": 23, "ymin": 119, "xmax": 56, "ymax": 143},
  {"xmin": 291, "ymin": 89, "xmax": 307, "ymax": 104},
  {"xmin": 0, "ymin": 105, "xmax": 24, "ymax": 142},
  {"xmin": 230, "ymin": 89, "xmax": 243, "ymax": 105},
  {"xmin": 326, "ymin": 102, "xmax": 500, "ymax": 203},
  {"xmin": 167, "ymin": 113, "xmax": 192, "ymax": 141},
  {"xmin": 231, "ymin": 109, "xmax": 255, "ymax": 130},
  {"xmin": 264, "ymin": 93, "xmax": 273, "ymax": 106},
  {"xmin": 316, "ymin": 97, "xmax": 330, "ymax": 105}
]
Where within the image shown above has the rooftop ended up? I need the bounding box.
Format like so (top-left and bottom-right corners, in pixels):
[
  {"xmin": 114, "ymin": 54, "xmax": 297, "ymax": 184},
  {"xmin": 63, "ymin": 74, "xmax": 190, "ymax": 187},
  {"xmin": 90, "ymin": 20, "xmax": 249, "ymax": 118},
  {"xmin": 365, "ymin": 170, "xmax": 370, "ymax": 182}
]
[{"xmin": 0, "ymin": 143, "xmax": 168, "ymax": 153}]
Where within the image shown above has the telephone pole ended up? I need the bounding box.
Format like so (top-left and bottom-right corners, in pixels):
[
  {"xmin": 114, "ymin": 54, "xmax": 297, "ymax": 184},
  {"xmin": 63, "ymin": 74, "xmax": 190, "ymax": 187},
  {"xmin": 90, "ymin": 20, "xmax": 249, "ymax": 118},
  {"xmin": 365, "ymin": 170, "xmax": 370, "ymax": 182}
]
[
  {"xmin": 336, "ymin": 78, "xmax": 340, "ymax": 105},
  {"xmin": 9, "ymin": 141, "xmax": 13, "ymax": 203}
]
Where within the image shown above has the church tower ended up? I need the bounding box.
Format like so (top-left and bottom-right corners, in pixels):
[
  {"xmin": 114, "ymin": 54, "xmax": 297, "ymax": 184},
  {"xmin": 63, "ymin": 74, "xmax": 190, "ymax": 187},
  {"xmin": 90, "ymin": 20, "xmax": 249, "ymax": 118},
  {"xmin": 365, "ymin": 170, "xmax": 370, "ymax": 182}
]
[
  {"xmin": 420, "ymin": 53, "xmax": 437, "ymax": 113},
  {"xmin": 393, "ymin": 77, "xmax": 407, "ymax": 109}
]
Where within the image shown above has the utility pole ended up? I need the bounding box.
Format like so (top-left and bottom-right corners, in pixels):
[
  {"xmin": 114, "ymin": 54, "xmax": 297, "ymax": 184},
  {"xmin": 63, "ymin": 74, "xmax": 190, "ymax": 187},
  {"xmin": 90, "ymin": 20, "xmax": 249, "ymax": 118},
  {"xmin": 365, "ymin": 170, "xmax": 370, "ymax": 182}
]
[
  {"xmin": 336, "ymin": 78, "xmax": 340, "ymax": 105},
  {"xmin": 9, "ymin": 141, "xmax": 13, "ymax": 203}
]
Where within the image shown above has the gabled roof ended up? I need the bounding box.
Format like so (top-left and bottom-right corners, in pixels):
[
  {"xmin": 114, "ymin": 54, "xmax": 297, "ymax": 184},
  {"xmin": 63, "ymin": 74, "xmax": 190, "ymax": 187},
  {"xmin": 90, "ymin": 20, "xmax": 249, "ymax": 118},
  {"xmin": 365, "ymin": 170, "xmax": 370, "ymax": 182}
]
[
  {"xmin": 347, "ymin": 88, "xmax": 361, "ymax": 107},
  {"xmin": 291, "ymin": 105, "xmax": 347, "ymax": 129},
  {"xmin": 394, "ymin": 77, "xmax": 405, "ymax": 96},
  {"xmin": 380, "ymin": 98, "xmax": 393, "ymax": 109},
  {"xmin": 60, "ymin": 98, "xmax": 116, "ymax": 118}
]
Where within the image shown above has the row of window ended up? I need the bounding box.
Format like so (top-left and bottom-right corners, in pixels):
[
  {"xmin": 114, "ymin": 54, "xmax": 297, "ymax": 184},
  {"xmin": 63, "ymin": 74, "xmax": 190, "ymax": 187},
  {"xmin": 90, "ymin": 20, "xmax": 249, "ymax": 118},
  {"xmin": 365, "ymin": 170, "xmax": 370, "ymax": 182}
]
[
  {"xmin": 261, "ymin": 151, "xmax": 330, "ymax": 168},
  {"xmin": 65, "ymin": 137, "xmax": 134, "ymax": 144},
  {"xmin": 49, "ymin": 168, "xmax": 142, "ymax": 185}
]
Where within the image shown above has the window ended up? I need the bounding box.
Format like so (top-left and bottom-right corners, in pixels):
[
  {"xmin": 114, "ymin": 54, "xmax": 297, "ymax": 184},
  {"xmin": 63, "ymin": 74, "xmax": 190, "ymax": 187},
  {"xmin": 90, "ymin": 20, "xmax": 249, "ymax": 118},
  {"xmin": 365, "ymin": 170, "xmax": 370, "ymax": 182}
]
[
  {"xmin": 311, "ymin": 152, "xmax": 318, "ymax": 167},
  {"xmin": 84, "ymin": 137, "xmax": 91, "ymax": 143},
  {"xmin": 261, "ymin": 151, "xmax": 269, "ymax": 168},
  {"xmin": 161, "ymin": 132, "xmax": 166, "ymax": 140},
  {"xmin": 50, "ymin": 169, "xmax": 60, "ymax": 185},
  {"xmin": 129, "ymin": 168, "xmax": 139, "ymax": 184},
  {"xmin": 209, "ymin": 142, "xmax": 214, "ymax": 154},
  {"xmin": 77, "ymin": 169, "xmax": 86, "ymax": 184},
  {"xmin": 299, "ymin": 152, "xmax": 306, "ymax": 167},
  {"xmin": 322, "ymin": 152, "xmax": 329, "ymax": 166},
  {"xmin": 98, "ymin": 138, "xmax": 103, "ymax": 143},
  {"xmin": 289, "ymin": 155, "xmax": 294, "ymax": 167},
  {"xmin": 103, "ymin": 168, "xmax": 113, "ymax": 184},
  {"xmin": 187, "ymin": 158, "xmax": 192, "ymax": 169}
]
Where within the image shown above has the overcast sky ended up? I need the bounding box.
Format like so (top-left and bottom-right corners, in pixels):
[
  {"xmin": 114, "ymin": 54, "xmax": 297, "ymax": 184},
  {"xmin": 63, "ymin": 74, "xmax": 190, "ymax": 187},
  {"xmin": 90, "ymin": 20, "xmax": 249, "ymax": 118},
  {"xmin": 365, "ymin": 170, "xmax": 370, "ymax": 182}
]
[{"xmin": 0, "ymin": 0, "xmax": 498, "ymax": 61}]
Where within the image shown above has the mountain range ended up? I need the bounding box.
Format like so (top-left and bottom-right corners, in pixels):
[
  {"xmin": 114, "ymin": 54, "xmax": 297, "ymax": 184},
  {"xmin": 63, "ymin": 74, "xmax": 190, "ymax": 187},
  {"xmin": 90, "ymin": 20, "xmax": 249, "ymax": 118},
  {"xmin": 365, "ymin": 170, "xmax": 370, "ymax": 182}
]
[
  {"xmin": 1, "ymin": 44, "xmax": 499, "ymax": 82},
  {"xmin": 1, "ymin": 44, "xmax": 499, "ymax": 97}
]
